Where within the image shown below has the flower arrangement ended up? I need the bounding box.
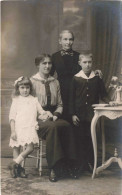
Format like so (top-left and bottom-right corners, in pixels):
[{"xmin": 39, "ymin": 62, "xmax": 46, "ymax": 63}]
[{"xmin": 109, "ymin": 76, "xmax": 122, "ymax": 102}]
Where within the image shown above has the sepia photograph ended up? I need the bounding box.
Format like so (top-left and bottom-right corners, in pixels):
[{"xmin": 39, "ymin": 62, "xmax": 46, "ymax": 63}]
[{"xmin": 1, "ymin": 0, "xmax": 122, "ymax": 194}]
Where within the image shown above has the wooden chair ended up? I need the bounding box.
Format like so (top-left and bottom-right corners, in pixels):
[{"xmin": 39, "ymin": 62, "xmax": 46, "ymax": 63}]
[{"xmin": 22, "ymin": 138, "xmax": 46, "ymax": 176}]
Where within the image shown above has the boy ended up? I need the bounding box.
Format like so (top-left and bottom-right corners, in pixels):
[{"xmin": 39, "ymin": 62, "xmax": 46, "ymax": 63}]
[
  {"xmin": 69, "ymin": 52, "xmax": 109, "ymax": 173},
  {"xmin": 51, "ymin": 30, "xmax": 102, "ymax": 121}
]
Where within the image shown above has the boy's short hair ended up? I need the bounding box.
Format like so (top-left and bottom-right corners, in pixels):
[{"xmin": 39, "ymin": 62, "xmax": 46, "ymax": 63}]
[
  {"xmin": 79, "ymin": 51, "xmax": 93, "ymax": 61},
  {"xmin": 59, "ymin": 30, "xmax": 74, "ymax": 40}
]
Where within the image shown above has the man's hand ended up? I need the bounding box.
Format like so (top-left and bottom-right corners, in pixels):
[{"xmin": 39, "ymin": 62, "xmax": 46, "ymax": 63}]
[
  {"xmin": 94, "ymin": 70, "xmax": 103, "ymax": 79},
  {"xmin": 11, "ymin": 132, "xmax": 17, "ymax": 141},
  {"xmin": 72, "ymin": 115, "xmax": 80, "ymax": 126}
]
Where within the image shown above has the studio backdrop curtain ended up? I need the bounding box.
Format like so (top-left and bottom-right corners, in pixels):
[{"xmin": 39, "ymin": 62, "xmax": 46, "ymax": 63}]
[
  {"xmin": 90, "ymin": 2, "xmax": 122, "ymax": 146},
  {"xmin": 91, "ymin": 1, "xmax": 121, "ymax": 88}
]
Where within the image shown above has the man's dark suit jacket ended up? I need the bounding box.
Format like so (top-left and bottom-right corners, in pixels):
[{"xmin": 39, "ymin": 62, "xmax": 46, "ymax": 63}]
[{"xmin": 51, "ymin": 50, "xmax": 81, "ymax": 120}]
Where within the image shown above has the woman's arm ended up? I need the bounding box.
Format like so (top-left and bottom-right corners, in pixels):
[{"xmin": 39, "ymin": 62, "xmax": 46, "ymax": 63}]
[
  {"xmin": 53, "ymin": 80, "xmax": 63, "ymax": 118},
  {"xmin": 69, "ymin": 77, "xmax": 76, "ymax": 116}
]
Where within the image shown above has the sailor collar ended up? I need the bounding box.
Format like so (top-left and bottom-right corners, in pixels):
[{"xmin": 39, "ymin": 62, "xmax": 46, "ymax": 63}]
[
  {"xmin": 32, "ymin": 73, "xmax": 55, "ymax": 82},
  {"xmin": 75, "ymin": 70, "xmax": 96, "ymax": 79}
]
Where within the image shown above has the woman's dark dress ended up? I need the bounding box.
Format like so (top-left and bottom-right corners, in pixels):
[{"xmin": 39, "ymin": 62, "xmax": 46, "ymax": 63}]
[{"xmin": 31, "ymin": 73, "xmax": 76, "ymax": 169}]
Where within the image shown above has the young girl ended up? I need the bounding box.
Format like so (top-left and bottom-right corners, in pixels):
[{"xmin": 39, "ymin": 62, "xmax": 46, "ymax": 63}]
[{"xmin": 8, "ymin": 76, "xmax": 52, "ymax": 178}]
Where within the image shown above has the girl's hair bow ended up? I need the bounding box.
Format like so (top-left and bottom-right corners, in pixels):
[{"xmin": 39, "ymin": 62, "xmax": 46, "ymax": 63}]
[{"xmin": 14, "ymin": 76, "xmax": 24, "ymax": 86}]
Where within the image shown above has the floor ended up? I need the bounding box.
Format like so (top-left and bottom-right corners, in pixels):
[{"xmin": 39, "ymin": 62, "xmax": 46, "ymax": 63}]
[{"xmin": 1, "ymin": 158, "xmax": 122, "ymax": 195}]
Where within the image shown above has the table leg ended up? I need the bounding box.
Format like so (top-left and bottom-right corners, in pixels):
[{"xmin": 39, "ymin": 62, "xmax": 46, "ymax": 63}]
[
  {"xmin": 101, "ymin": 119, "xmax": 105, "ymax": 164},
  {"xmin": 91, "ymin": 113, "xmax": 100, "ymax": 179}
]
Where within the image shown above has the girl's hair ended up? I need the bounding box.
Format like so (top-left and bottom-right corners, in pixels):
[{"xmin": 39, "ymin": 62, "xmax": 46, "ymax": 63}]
[
  {"xmin": 12, "ymin": 76, "xmax": 35, "ymax": 97},
  {"xmin": 35, "ymin": 54, "xmax": 51, "ymax": 67},
  {"xmin": 59, "ymin": 30, "xmax": 74, "ymax": 41}
]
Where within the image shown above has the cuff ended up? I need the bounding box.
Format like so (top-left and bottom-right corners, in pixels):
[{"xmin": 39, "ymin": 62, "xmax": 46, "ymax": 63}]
[{"xmin": 53, "ymin": 112, "xmax": 61, "ymax": 118}]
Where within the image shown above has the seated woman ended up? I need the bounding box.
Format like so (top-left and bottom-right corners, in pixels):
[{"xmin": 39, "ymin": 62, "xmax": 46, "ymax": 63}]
[{"xmin": 31, "ymin": 54, "xmax": 77, "ymax": 182}]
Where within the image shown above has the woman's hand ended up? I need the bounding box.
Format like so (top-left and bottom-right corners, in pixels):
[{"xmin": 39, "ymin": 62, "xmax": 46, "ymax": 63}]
[
  {"xmin": 38, "ymin": 111, "xmax": 53, "ymax": 121},
  {"xmin": 72, "ymin": 115, "xmax": 80, "ymax": 126},
  {"xmin": 94, "ymin": 70, "xmax": 103, "ymax": 79},
  {"xmin": 11, "ymin": 131, "xmax": 17, "ymax": 141},
  {"xmin": 46, "ymin": 111, "xmax": 53, "ymax": 118},
  {"xmin": 53, "ymin": 116, "xmax": 58, "ymax": 121}
]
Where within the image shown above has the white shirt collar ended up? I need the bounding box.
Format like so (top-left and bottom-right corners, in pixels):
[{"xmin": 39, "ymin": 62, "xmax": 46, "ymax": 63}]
[
  {"xmin": 75, "ymin": 70, "xmax": 96, "ymax": 79},
  {"xmin": 32, "ymin": 73, "xmax": 55, "ymax": 82}
]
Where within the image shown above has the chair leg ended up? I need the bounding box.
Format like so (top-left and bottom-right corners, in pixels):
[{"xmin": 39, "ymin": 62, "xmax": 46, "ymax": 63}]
[
  {"xmin": 36, "ymin": 146, "xmax": 39, "ymax": 168},
  {"xmin": 22, "ymin": 140, "xmax": 44, "ymax": 176},
  {"xmin": 39, "ymin": 140, "xmax": 43, "ymax": 176}
]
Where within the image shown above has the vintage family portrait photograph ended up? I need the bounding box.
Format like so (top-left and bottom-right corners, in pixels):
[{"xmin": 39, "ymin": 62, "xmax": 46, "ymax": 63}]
[{"xmin": 1, "ymin": 0, "xmax": 122, "ymax": 194}]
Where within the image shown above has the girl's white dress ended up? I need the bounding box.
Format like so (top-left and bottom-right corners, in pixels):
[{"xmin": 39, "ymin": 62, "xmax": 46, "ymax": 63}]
[{"xmin": 9, "ymin": 95, "xmax": 45, "ymax": 147}]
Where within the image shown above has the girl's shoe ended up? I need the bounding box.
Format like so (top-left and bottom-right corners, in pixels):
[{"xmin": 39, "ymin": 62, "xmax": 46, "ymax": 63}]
[
  {"xmin": 8, "ymin": 161, "xmax": 18, "ymax": 178},
  {"xmin": 17, "ymin": 165, "xmax": 27, "ymax": 178}
]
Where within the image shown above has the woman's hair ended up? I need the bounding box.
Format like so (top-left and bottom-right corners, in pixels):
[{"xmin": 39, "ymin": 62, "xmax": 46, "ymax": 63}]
[
  {"xmin": 59, "ymin": 30, "xmax": 74, "ymax": 41},
  {"xmin": 35, "ymin": 54, "xmax": 52, "ymax": 67},
  {"xmin": 12, "ymin": 76, "xmax": 35, "ymax": 97}
]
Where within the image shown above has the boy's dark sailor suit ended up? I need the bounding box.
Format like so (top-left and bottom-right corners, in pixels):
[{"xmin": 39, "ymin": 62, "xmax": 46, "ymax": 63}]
[
  {"xmin": 69, "ymin": 70, "xmax": 108, "ymax": 122},
  {"xmin": 69, "ymin": 70, "xmax": 109, "ymax": 167}
]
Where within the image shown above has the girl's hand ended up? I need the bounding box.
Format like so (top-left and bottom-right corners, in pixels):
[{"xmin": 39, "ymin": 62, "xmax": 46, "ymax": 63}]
[
  {"xmin": 53, "ymin": 116, "xmax": 58, "ymax": 121},
  {"xmin": 38, "ymin": 114, "xmax": 48, "ymax": 121},
  {"xmin": 35, "ymin": 124, "xmax": 39, "ymax": 130},
  {"xmin": 46, "ymin": 111, "xmax": 53, "ymax": 118},
  {"xmin": 72, "ymin": 115, "xmax": 80, "ymax": 126},
  {"xmin": 11, "ymin": 132, "xmax": 17, "ymax": 141},
  {"xmin": 38, "ymin": 111, "xmax": 53, "ymax": 121}
]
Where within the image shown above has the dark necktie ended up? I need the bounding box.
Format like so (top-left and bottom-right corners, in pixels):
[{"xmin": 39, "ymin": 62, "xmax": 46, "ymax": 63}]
[
  {"xmin": 61, "ymin": 50, "xmax": 73, "ymax": 56},
  {"xmin": 44, "ymin": 81, "xmax": 51, "ymax": 107}
]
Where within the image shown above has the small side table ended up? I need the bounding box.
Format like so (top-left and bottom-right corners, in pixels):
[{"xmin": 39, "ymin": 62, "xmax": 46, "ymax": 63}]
[{"xmin": 91, "ymin": 106, "xmax": 122, "ymax": 179}]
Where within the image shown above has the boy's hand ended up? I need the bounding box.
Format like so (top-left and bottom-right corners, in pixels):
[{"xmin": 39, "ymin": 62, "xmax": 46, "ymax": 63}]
[
  {"xmin": 72, "ymin": 115, "xmax": 80, "ymax": 126},
  {"xmin": 94, "ymin": 70, "xmax": 103, "ymax": 79},
  {"xmin": 11, "ymin": 132, "xmax": 17, "ymax": 141}
]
